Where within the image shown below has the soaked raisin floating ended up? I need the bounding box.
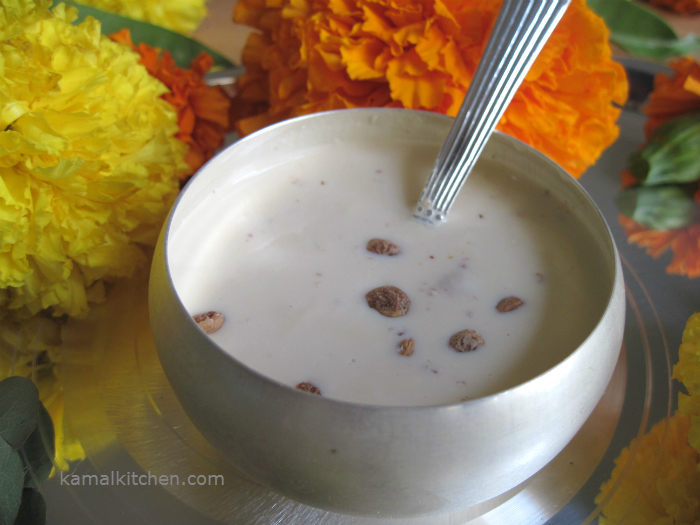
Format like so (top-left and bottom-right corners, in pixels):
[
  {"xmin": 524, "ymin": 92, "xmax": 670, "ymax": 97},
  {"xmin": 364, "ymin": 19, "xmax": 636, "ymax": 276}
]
[
  {"xmin": 496, "ymin": 296, "xmax": 524, "ymax": 313},
  {"xmin": 399, "ymin": 339, "xmax": 415, "ymax": 356},
  {"xmin": 193, "ymin": 311, "xmax": 224, "ymax": 334},
  {"xmin": 366, "ymin": 286, "xmax": 410, "ymax": 317},
  {"xmin": 366, "ymin": 238, "xmax": 401, "ymax": 256},
  {"xmin": 449, "ymin": 330, "xmax": 484, "ymax": 353},
  {"xmin": 296, "ymin": 382, "xmax": 322, "ymax": 395}
]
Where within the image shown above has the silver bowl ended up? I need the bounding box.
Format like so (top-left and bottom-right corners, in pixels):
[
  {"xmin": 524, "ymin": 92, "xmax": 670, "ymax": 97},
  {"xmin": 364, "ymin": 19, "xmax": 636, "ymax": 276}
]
[{"xmin": 149, "ymin": 108, "xmax": 625, "ymax": 518}]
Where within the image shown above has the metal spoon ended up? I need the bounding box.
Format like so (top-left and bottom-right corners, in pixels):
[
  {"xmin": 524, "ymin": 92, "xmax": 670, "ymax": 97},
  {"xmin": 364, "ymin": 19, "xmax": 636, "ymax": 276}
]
[{"xmin": 414, "ymin": 0, "xmax": 572, "ymax": 225}]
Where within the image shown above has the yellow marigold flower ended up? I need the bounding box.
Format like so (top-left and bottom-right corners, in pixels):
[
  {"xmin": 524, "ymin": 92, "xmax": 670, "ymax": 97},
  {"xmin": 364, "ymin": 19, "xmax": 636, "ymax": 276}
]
[
  {"xmin": 0, "ymin": 317, "xmax": 85, "ymax": 471},
  {"xmin": 71, "ymin": 0, "xmax": 209, "ymax": 34},
  {"xmin": 675, "ymin": 312, "xmax": 700, "ymax": 454},
  {"xmin": 110, "ymin": 29, "xmax": 231, "ymax": 186},
  {"xmin": 0, "ymin": 1, "xmax": 187, "ymax": 321},
  {"xmin": 231, "ymin": 0, "xmax": 628, "ymax": 178},
  {"xmin": 596, "ymin": 414, "xmax": 700, "ymax": 525},
  {"xmin": 597, "ymin": 312, "xmax": 700, "ymax": 524}
]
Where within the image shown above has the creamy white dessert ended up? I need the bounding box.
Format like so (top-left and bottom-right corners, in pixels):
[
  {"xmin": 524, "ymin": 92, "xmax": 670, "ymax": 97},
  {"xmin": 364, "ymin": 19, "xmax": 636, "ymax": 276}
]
[{"xmin": 169, "ymin": 134, "xmax": 609, "ymax": 406}]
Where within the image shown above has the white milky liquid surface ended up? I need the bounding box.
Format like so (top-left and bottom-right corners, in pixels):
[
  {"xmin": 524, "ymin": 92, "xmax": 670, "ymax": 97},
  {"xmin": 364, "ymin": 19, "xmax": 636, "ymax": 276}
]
[{"xmin": 169, "ymin": 137, "xmax": 609, "ymax": 406}]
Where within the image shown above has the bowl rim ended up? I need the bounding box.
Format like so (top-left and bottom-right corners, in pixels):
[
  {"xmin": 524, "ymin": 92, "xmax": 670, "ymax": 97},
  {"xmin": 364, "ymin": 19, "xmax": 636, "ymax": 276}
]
[{"xmin": 157, "ymin": 107, "xmax": 623, "ymax": 412}]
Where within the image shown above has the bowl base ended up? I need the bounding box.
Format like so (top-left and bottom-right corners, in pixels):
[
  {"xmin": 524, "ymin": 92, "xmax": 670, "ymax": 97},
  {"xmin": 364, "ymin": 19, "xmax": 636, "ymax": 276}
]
[{"xmin": 58, "ymin": 266, "xmax": 628, "ymax": 524}]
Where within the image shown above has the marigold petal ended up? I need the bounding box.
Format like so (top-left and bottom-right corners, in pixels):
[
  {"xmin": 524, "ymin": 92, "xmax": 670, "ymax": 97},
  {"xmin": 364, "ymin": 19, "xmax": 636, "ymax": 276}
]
[
  {"xmin": 341, "ymin": 38, "xmax": 386, "ymax": 80},
  {"xmin": 387, "ymin": 58, "xmax": 444, "ymax": 109},
  {"xmin": 645, "ymin": 57, "xmax": 700, "ymax": 137},
  {"xmin": 233, "ymin": 0, "xmax": 268, "ymax": 27},
  {"xmin": 329, "ymin": 0, "xmax": 360, "ymax": 17},
  {"xmin": 683, "ymin": 75, "xmax": 700, "ymax": 97},
  {"xmin": 360, "ymin": 3, "xmax": 393, "ymax": 42}
]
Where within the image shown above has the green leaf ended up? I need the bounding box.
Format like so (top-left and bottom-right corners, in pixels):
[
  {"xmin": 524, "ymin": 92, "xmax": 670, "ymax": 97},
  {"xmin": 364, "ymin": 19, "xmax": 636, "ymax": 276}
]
[
  {"xmin": 14, "ymin": 489, "xmax": 46, "ymax": 525},
  {"xmin": 616, "ymin": 185, "xmax": 699, "ymax": 230},
  {"xmin": 628, "ymin": 113, "xmax": 700, "ymax": 185},
  {"xmin": 20, "ymin": 404, "xmax": 55, "ymax": 489},
  {"xmin": 0, "ymin": 438, "xmax": 24, "ymax": 525},
  {"xmin": 0, "ymin": 377, "xmax": 39, "ymax": 451},
  {"xmin": 61, "ymin": 1, "xmax": 235, "ymax": 70},
  {"xmin": 588, "ymin": 0, "xmax": 700, "ymax": 60}
]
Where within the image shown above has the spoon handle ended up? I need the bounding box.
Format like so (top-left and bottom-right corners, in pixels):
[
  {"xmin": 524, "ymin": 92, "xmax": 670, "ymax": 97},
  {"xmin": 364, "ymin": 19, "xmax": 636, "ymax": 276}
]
[{"xmin": 414, "ymin": 0, "xmax": 572, "ymax": 225}]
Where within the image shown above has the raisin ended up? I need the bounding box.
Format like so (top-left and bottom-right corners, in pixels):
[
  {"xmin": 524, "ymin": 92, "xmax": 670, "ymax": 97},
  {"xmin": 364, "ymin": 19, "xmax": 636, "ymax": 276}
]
[{"xmin": 366, "ymin": 286, "xmax": 410, "ymax": 317}]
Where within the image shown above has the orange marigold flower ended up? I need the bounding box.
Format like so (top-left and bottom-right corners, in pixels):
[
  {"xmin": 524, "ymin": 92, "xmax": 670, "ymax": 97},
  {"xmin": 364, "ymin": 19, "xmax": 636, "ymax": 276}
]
[
  {"xmin": 620, "ymin": 169, "xmax": 639, "ymax": 188},
  {"xmin": 619, "ymin": 214, "xmax": 700, "ymax": 278},
  {"xmin": 111, "ymin": 29, "xmax": 231, "ymax": 185},
  {"xmin": 649, "ymin": 0, "xmax": 700, "ymax": 14},
  {"xmin": 644, "ymin": 57, "xmax": 700, "ymax": 137},
  {"xmin": 231, "ymin": 0, "xmax": 628, "ymax": 178}
]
